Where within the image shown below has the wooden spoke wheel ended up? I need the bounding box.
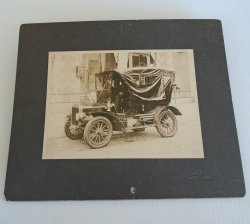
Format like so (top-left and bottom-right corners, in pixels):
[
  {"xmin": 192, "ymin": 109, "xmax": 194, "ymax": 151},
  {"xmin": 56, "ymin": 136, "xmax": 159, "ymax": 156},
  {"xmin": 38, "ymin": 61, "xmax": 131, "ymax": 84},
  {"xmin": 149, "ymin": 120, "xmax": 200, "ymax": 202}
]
[
  {"xmin": 64, "ymin": 118, "xmax": 83, "ymax": 140},
  {"xmin": 84, "ymin": 116, "xmax": 113, "ymax": 149},
  {"xmin": 155, "ymin": 110, "xmax": 177, "ymax": 137}
]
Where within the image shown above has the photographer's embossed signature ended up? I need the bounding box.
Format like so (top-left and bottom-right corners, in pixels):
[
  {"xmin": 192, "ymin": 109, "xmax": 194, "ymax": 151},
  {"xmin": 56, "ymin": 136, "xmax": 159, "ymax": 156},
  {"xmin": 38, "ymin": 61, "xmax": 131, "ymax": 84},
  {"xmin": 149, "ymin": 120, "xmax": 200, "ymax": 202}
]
[{"xmin": 183, "ymin": 168, "xmax": 211, "ymax": 181}]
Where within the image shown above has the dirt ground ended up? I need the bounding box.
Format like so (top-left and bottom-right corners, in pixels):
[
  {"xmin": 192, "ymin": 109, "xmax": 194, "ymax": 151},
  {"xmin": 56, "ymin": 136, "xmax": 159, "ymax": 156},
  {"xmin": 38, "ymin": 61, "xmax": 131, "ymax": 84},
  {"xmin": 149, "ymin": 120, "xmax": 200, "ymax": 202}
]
[{"xmin": 42, "ymin": 102, "xmax": 204, "ymax": 159}]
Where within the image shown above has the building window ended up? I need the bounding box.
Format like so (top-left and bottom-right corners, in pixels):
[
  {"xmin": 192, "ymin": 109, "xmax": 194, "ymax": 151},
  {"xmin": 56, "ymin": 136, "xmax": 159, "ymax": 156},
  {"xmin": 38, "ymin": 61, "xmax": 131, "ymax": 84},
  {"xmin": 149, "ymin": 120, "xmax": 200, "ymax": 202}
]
[
  {"xmin": 128, "ymin": 53, "xmax": 154, "ymax": 68},
  {"xmin": 132, "ymin": 54, "xmax": 148, "ymax": 67},
  {"xmin": 105, "ymin": 53, "xmax": 117, "ymax": 71}
]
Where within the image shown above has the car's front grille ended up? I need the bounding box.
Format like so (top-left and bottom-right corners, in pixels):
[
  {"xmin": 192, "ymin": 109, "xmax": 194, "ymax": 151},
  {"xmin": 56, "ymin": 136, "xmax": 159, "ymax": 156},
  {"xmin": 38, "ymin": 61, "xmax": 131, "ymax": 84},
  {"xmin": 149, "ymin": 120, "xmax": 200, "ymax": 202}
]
[{"xmin": 71, "ymin": 106, "xmax": 79, "ymax": 125}]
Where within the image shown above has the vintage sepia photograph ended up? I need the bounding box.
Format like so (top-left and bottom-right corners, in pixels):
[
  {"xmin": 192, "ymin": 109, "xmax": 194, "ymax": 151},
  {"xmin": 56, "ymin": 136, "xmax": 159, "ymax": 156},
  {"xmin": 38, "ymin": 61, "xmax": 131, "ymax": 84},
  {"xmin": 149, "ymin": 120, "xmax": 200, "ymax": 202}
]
[{"xmin": 42, "ymin": 50, "xmax": 204, "ymax": 159}]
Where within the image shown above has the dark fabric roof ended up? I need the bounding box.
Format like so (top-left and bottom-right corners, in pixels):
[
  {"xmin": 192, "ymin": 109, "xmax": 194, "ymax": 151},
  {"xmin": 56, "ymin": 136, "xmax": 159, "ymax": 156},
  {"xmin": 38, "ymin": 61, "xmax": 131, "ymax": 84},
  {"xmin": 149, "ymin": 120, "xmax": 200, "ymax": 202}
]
[
  {"xmin": 120, "ymin": 68, "xmax": 174, "ymax": 101},
  {"xmin": 96, "ymin": 68, "xmax": 175, "ymax": 101}
]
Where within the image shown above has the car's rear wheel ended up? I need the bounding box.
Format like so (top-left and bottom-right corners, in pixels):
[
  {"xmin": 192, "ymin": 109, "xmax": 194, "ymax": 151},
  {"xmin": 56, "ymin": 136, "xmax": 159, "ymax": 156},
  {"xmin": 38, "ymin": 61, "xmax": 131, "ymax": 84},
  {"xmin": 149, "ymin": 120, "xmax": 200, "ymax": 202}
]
[
  {"xmin": 155, "ymin": 110, "xmax": 177, "ymax": 137},
  {"xmin": 64, "ymin": 117, "xmax": 84, "ymax": 140},
  {"xmin": 84, "ymin": 116, "xmax": 113, "ymax": 149}
]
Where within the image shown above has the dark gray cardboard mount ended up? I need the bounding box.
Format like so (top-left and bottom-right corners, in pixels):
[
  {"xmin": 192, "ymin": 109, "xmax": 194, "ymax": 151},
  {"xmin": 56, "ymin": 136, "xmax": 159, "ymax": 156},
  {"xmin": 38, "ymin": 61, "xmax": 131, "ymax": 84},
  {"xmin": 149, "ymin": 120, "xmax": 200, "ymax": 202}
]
[{"xmin": 4, "ymin": 20, "xmax": 245, "ymax": 201}]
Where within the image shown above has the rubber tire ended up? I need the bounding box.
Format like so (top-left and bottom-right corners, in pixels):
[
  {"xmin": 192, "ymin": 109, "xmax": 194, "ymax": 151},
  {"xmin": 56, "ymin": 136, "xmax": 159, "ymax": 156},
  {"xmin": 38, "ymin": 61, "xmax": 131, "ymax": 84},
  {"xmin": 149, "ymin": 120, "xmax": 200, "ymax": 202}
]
[
  {"xmin": 64, "ymin": 118, "xmax": 83, "ymax": 140},
  {"xmin": 84, "ymin": 116, "xmax": 113, "ymax": 149},
  {"xmin": 155, "ymin": 110, "xmax": 177, "ymax": 137}
]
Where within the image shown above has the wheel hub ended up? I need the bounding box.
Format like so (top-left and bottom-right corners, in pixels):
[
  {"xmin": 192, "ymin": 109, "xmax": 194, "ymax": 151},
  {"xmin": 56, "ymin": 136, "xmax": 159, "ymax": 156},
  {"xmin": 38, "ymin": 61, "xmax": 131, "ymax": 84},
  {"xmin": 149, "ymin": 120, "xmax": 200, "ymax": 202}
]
[{"xmin": 96, "ymin": 128, "xmax": 103, "ymax": 135}]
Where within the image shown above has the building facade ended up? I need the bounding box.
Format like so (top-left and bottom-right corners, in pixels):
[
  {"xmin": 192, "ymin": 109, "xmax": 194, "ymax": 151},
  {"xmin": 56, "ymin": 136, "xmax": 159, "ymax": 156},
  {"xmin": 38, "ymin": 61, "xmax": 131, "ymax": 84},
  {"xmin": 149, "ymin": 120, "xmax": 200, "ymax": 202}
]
[{"xmin": 47, "ymin": 50, "xmax": 196, "ymax": 116}]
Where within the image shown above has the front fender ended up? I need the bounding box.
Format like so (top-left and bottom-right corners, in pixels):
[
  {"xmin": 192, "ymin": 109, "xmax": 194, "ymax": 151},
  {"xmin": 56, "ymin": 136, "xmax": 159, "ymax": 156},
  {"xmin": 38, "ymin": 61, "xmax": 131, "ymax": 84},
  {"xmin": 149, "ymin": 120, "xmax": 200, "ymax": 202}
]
[
  {"xmin": 166, "ymin": 106, "xmax": 182, "ymax": 115},
  {"xmin": 155, "ymin": 105, "xmax": 182, "ymax": 116},
  {"xmin": 91, "ymin": 112, "xmax": 127, "ymax": 132}
]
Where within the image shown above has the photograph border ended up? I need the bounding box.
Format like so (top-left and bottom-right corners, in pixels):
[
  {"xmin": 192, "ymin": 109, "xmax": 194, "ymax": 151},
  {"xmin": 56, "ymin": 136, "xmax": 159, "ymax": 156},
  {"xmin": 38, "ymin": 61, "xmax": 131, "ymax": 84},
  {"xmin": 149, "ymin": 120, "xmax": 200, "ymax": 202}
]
[{"xmin": 5, "ymin": 20, "xmax": 245, "ymax": 200}]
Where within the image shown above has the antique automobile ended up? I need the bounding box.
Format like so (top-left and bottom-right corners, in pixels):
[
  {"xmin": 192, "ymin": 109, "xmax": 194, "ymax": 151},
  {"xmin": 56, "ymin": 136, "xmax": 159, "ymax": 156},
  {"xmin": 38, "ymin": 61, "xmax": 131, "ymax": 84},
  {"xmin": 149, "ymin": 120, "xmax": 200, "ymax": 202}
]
[{"xmin": 64, "ymin": 68, "xmax": 182, "ymax": 149}]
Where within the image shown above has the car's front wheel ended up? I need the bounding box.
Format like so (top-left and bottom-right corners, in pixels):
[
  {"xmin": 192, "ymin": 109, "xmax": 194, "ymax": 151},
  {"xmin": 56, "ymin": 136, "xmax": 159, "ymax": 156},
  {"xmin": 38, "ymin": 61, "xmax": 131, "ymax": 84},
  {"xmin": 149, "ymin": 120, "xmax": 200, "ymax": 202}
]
[
  {"xmin": 84, "ymin": 116, "xmax": 113, "ymax": 149},
  {"xmin": 64, "ymin": 117, "xmax": 84, "ymax": 140}
]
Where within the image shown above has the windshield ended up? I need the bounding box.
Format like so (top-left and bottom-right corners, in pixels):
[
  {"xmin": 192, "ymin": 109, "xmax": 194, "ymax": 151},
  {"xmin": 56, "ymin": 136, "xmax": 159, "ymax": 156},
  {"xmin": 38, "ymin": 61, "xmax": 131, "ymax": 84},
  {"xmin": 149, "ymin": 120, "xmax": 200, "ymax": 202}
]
[
  {"xmin": 95, "ymin": 72, "xmax": 112, "ymax": 104},
  {"xmin": 96, "ymin": 73, "xmax": 112, "ymax": 91}
]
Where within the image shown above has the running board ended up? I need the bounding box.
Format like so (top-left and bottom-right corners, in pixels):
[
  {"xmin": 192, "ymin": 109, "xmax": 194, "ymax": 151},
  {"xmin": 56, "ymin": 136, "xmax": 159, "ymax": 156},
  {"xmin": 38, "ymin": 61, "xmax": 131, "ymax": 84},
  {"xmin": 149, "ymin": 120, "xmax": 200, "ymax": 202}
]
[{"xmin": 125, "ymin": 124, "xmax": 156, "ymax": 132}]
